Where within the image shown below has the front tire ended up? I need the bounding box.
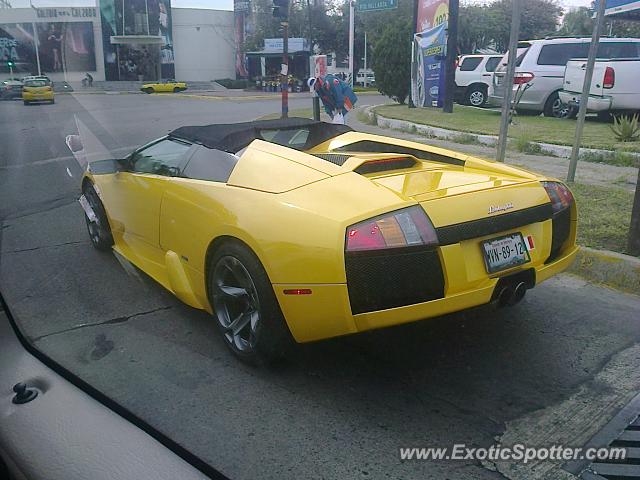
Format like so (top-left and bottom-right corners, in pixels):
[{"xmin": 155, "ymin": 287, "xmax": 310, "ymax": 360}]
[
  {"xmin": 466, "ymin": 85, "xmax": 487, "ymax": 107},
  {"xmin": 208, "ymin": 242, "xmax": 292, "ymax": 364},
  {"xmin": 83, "ymin": 184, "xmax": 114, "ymax": 251},
  {"xmin": 543, "ymin": 91, "xmax": 569, "ymax": 118},
  {"xmin": 144, "ymin": 87, "xmax": 153, "ymax": 94}
]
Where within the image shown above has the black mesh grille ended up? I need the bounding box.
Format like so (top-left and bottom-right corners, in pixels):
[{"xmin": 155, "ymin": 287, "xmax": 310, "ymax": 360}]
[
  {"xmin": 354, "ymin": 158, "xmax": 417, "ymax": 175},
  {"xmin": 345, "ymin": 248, "xmax": 445, "ymax": 314},
  {"xmin": 334, "ymin": 140, "xmax": 465, "ymax": 166},
  {"xmin": 436, "ymin": 203, "xmax": 554, "ymax": 246},
  {"xmin": 547, "ymin": 207, "xmax": 572, "ymax": 263},
  {"xmin": 311, "ymin": 153, "xmax": 352, "ymax": 166}
]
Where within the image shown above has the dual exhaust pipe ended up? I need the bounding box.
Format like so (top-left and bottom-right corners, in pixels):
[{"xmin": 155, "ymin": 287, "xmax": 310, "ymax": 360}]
[{"xmin": 497, "ymin": 282, "xmax": 528, "ymax": 307}]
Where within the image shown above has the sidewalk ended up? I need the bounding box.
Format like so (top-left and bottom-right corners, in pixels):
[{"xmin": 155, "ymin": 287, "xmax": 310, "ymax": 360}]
[{"xmin": 347, "ymin": 106, "xmax": 638, "ymax": 192}]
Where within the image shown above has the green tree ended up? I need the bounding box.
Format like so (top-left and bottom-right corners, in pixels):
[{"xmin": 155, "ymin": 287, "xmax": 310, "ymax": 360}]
[
  {"xmin": 458, "ymin": 4, "xmax": 494, "ymax": 53},
  {"xmin": 559, "ymin": 7, "xmax": 594, "ymax": 36},
  {"xmin": 486, "ymin": 0, "xmax": 563, "ymax": 51},
  {"xmin": 371, "ymin": 18, "xmax": 413, "ymax": 104}
]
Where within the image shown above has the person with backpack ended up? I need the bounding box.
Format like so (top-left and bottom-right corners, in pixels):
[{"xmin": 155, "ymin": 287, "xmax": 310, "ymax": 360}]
[{"xmin": 307, "ymin": 74, "xmax": 358, "ymax": 124}]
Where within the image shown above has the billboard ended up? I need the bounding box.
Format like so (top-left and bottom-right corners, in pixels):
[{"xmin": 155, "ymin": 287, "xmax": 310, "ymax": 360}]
[
  {"xmin": 99, "ymin": 0, "xmax": 175, "ymax": 81},
  {"xmin": 0, "ymin": 23, "xmax": 38, "ymax": 75},
  {"xmin": 411, "ymin": 0, "xmax": 449, "ymax": 107},
  {"xmin": 411, "ymin": 23, "xmax": 447, "ymax": 108},
  {"xmin": 36, "ymin": 22, "xmax": 96, "ymax": 72}
]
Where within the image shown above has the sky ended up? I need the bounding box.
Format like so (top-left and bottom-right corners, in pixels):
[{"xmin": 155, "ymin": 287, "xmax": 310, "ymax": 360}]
[{"xmin": 5, "ymin": 0, "xmax": 591, "ymax": 12}]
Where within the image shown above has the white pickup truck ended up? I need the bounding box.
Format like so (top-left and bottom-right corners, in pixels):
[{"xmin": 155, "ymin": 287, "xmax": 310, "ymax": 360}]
[{"xmin": 559, "ymin": 58, "xmax": 640, "ymax": 118}]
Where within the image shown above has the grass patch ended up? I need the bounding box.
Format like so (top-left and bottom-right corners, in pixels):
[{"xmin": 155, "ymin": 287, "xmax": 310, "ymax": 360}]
[
  {"xmin": 512, "ymin": 129, "xmax": 544, "ymax": 154},
  {"xmin": 571, "ymin": 183, "xmax": 634, "ymax": 255},
  {"xmin": 579, "ymin": 150, "xmax": 639, "ymax": 167},
  {"xmin": 452, "ymin": 133, "xmax": 480, "ymax": 145},
  {"xmin": 374, "ymin": 104, "xmax": 640, "ymax": 153},
  {"xmin": 354, "ymin": 86, "xmax": 378, "ymax": 93}
]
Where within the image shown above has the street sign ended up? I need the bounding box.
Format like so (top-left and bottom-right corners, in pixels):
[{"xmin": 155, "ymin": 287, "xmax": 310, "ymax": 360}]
[{"xmin": 356, "ymin": 0, "xmax": 397, "ymax": 12}]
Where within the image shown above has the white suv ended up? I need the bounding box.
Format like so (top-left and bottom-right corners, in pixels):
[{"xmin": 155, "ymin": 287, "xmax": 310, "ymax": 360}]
[
  {"xmin": 490, "ymin": 37, "xmax": 640, "ymax": 117},
  {"xmin": 455, "ymin": 54, "xmax": 503, "ymax": 107}
]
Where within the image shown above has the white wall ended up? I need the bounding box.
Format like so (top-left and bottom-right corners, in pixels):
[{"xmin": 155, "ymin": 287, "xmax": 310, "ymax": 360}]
[
  {"xmin": 171, "ymin": 8, "xmax": 235, "ymax": 82},
  {"xmin": 0, "ymin": 8, "xmax": 105, "ymax": 82}
]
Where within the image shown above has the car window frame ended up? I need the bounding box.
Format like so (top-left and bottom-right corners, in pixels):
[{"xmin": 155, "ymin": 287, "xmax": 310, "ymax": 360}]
[
  {"xmin": 459, "ymin": 56, "xmax": 483, "ymax": 71},
  {"xmin": 128, "ymin": 137, "xmax": 194, "ymax": 177},
  {"xmin": 485, "ymin": 56, "xmax": 502, "ymax": 72}
]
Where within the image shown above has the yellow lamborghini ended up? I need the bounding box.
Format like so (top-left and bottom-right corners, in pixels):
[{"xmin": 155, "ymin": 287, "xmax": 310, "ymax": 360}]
[
  {"xmin": 79, "ymin": 118, "xmax": 578, "ymax": 362},
  {"xmin": 141, "ymin": 79, "xmax": 188, "ymax": 94}
]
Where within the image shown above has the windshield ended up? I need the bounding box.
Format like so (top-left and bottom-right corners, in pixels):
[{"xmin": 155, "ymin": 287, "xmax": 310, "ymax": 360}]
[{"xmin": 2, "ymin": 2, "xmax": 640, "ymax": 480}]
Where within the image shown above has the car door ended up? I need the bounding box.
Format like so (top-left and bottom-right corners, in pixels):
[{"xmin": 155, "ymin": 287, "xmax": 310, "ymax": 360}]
[{"xmin": 115, "ymin": 138, "xmax": 193, "ymax": 249}]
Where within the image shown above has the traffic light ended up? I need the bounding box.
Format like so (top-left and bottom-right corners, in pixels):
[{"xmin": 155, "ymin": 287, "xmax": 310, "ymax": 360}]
[
  {"xmin": 6, "ymin": 59, "xmax": 14, "ymax": 68},
  {"xmin": 272, "ymin": 0, "xmax": 289, "ymax": 19}
]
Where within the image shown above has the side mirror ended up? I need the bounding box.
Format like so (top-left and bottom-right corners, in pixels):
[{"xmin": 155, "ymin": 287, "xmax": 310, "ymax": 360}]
[{"xmin": 88, "ymin": 158, "xmax": 128, "ymax": 175}]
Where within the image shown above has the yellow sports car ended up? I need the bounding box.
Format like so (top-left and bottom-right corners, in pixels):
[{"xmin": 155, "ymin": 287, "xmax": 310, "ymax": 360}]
[
  {"xmin": 79, "ymin": 118, "xmax": 578, "ymax": 362},
  {"xmin": 141, "ymin": 79, "xmax": 188, "ymax": 93},
  {"xmin": 22, "ymin": 78, "xmax": 54, "ymax": 105}
]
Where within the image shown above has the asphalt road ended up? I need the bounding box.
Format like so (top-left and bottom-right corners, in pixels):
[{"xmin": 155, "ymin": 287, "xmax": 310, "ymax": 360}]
[{"xmin": 1, "ymin": 93, "xmax": 640, "ymax": 480}]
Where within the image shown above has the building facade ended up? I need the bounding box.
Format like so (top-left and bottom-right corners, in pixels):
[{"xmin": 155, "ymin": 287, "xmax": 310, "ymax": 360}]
[{"xmin": 0, "ymin": 5, "xmax": 234, "ymax": 82}]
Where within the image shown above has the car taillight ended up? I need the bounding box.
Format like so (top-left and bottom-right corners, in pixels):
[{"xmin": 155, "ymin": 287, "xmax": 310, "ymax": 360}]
[
  {"xmin": 603, "ymin": 66, "xmax": 615, "ymax": 89},
  {"xmin": 513, "ymin": 72, "xmax": 534, "ymax": 84},
  {"xmin": 345, "ymin": 206, "xmax": 438, "ymax": 252},
  {"xmin": 542, "ymin": 181, "xmax": 574, "ymax": 214}
]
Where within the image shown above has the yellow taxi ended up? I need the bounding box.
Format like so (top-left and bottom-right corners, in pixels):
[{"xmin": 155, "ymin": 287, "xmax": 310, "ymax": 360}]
[
  {"xmin": 140, "ymin": 79, "xmax": 188, "ymax": 94},
  {"xmin": 22, "ymin": 78, "xmax": 55, "ymax": 105}
]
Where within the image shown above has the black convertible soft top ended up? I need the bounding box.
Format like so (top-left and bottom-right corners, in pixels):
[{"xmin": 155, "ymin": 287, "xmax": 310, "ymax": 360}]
[{"xmin": 169, "ymin": 117, "xmax": 353, "ymax": 153}]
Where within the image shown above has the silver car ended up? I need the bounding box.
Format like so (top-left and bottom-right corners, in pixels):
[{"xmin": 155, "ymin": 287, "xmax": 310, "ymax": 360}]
[{"xmin": 490, "ymin": 37, "xmax": 640, "ymax": 117}]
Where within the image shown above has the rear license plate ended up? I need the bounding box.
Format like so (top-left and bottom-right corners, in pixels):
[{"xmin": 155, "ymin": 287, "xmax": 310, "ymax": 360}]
[{"xmin": 482, "ymin": 233, "xmax": 530, "ymax": 274}]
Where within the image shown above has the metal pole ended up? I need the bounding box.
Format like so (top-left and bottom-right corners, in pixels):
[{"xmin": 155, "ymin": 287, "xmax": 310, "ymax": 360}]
[
  {"xmin": 495, "ymin": 0, "xmax": 522, "ymax": 162},
  {"xmin": 363, "ymin": 31, "xmax": 367, "ymax": 88},
  {"xmin": 281, "ymin": 21, "xmax": 289, "ymax": 118},
  {"xmin": 312, "ymin": 95, "xmax": 320, "ymax": 120},
  {"xmin": 349, "ymin": 0, "xmax": 355, "ymax": 88},
  {"xmin": 442, "ymin": 0, "xmax": 459, "ymax": 113},
  {"xmin": 628, "ymin": 166, "xmax": 640, "ymax": 256},
  {"xmin": 566, "ymin": 0, "xmax": 607, "ymax": 183},
  {"xmin": 32, "ymin": 22, "xmax": 41, "ymax": 76}
]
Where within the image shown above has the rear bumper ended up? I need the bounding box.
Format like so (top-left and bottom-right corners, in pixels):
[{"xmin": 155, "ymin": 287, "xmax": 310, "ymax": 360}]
[
  {"xmin": 558, "ymin": 91, "xmax": 612, "ymax": 112},
  {"xmin": 22, "ymin": 93, "xmax": 54, "ymax": 101},
  {"xmin": 275, "ymin": 244, "xmax": 579, "ymax": 344}
]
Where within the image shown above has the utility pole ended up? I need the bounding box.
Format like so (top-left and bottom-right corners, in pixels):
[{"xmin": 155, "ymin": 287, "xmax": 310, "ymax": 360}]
[
  {"xmin": 363, "ymin": 31, "xmax": 367, "ymax": 88},
  {"xmin": 495, "ymin": 0, "xmax": 522, "ymax": 162},
  {"xmin": 442, "ymin": 0, "xmax": 459, "ymax": 113},
  {"xmin": 273, "ymin": 0, "xmax": 290, "ymax": 118},
  {"xmin": 349, "ymin": 0, "xmax": 355, "ymax": 88},
  {"xmin": 566, "ymin": 0, "xmax": 607, "ymax": 183},
  {"xmin": 282, "ymin": 21, "xmax": 289, "ymax": 118},
  {"xmin": 629, "ymin": 167, "xmax": 640, "ymax": 256}
]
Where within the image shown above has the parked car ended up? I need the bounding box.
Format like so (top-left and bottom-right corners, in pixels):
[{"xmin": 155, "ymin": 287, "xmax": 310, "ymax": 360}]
[
  {"xmin": 22, "ymin": 78, "xmax": 55, "ymax": 105},
  {"xmin": 79, "ymin": 118, "xmax": 578, "ymax": 363},
  {"xmin": 559, "ymin": 57, "xmax": 640, "ymax": 119},
  {"xmin": 455, "ymin": 54, "xmax": 503, "ymax": 107},
  {"xmin": 490, "ymin": 37, "xmax": 640, "ymax": 117},
  {"xmin": 1, "ymin": 79, "xmax": 23, "ymax": 100},
  {"xmin": 141, "ymin": 79, "xmax": 188, "ymax": 93},
  {"xmin": 355, "ymin": 70, "xmax": 375, "ymax": 86}
]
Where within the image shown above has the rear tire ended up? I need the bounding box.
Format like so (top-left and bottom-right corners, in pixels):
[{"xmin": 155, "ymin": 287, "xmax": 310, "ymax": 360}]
[
  {"xmin": 207, "ymin": 241, "xmax": 293, "ymax": 365},
  {"xmin": 83, "ymin": 183, "xmax": 114, "ymax": 252},
  {"xmin": 50, "ymin": 98, "xmax": 55, "ymax": 104},
  {"xmin": 597, "ymin": 111, "xmax": 613, "ymax": 123},
  {"xmin": 466, "ymin": 85, "xmax": 487, "ymax": 107},
  {"xmin": 173, "ymin": 87, "xmax": 179, "ymax": 93}
]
